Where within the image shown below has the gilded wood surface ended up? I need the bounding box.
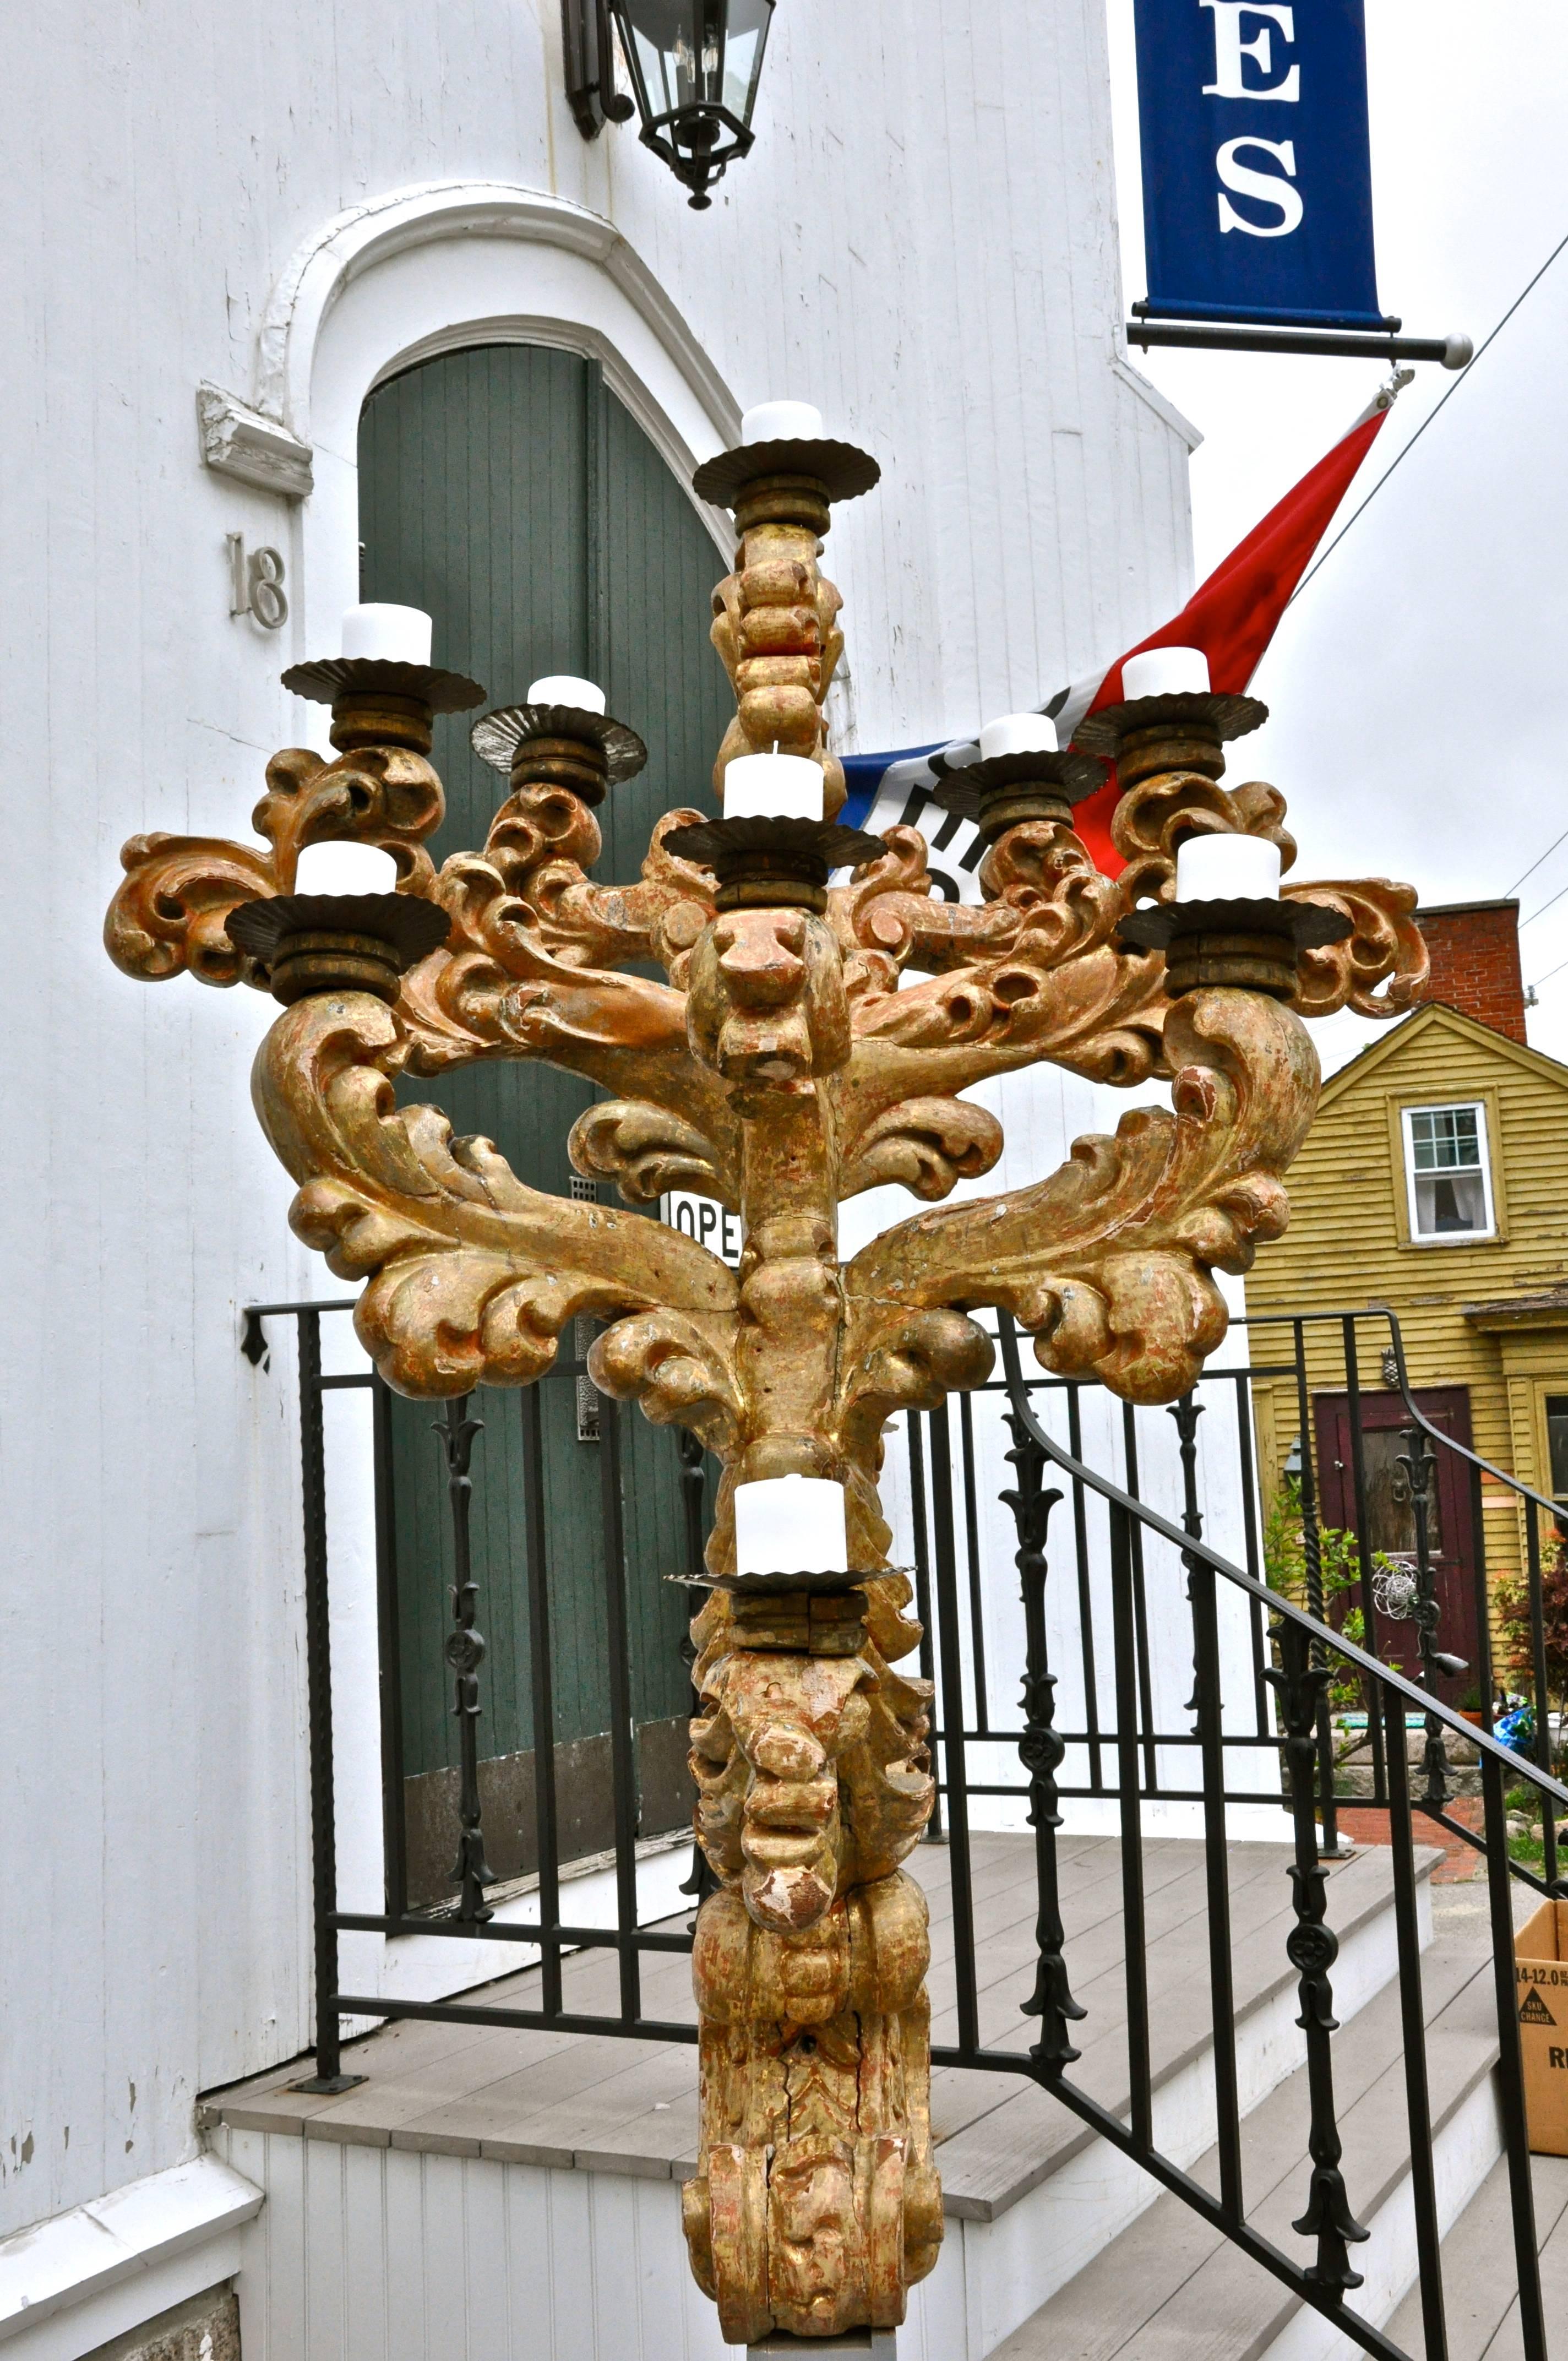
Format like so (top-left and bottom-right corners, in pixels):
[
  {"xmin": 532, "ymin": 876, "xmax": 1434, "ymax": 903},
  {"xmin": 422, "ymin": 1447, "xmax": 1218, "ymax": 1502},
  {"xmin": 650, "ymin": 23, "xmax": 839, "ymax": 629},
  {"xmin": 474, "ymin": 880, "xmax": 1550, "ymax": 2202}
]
[{"xmin": 105, "ymin": 502, "xmax": 1427, "ymax": 2339}]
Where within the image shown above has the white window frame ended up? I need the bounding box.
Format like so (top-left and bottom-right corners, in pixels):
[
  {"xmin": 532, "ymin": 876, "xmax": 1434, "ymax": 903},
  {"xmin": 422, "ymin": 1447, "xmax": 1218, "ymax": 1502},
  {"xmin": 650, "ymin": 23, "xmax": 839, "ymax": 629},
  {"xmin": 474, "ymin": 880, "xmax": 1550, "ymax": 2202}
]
[{"xmin": 1400, "ymin": 1099, "xmax": 1496, "ymax": 1245}]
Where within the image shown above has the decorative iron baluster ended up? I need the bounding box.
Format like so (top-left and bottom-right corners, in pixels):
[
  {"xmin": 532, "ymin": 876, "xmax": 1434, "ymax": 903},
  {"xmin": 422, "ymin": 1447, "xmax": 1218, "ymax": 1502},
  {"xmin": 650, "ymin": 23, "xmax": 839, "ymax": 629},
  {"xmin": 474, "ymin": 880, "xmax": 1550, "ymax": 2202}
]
[
  {"xmin": 676, "ymin": 1422, "xmax": 718, "ymax": 1909},
  {"xmin": 1292, "ymin": 1319, "xmax": 1344, "ymax": 1855},
  {"xmin": 1169, "ymin": 1392, "xmax": 1206, "ymax": 1724},
  {"xmin": 1398, "ymin": 1423, "xmax": 1450, "ymax": 1807},
  {"xmin": 437, "ymin": 1394, "xmax": 495, "ymax": 1922},
  {"xmin": 1266, "ymin": 1618, "xmax": 1369, "ymax": 2293},
  {"xmin": 1000, "ymin": 1404, "xmax": 1084, "ymax": 2070}
]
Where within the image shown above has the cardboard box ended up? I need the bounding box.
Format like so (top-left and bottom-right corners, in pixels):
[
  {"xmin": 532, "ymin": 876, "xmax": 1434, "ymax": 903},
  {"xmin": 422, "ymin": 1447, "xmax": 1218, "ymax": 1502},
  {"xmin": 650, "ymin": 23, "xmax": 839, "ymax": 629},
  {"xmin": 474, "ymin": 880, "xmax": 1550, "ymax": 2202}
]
[{"xmin": 1515, "ymin": 1897, "xmax": 1568, "ymax": 2156}]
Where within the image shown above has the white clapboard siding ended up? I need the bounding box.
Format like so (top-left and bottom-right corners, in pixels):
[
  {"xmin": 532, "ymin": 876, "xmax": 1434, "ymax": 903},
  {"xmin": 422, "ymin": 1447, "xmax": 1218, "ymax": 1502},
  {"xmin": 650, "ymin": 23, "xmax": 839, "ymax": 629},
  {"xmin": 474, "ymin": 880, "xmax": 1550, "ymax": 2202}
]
[{"xmin": 3, "ymin": 0, "xmax": 1195, "ymax": 2264}]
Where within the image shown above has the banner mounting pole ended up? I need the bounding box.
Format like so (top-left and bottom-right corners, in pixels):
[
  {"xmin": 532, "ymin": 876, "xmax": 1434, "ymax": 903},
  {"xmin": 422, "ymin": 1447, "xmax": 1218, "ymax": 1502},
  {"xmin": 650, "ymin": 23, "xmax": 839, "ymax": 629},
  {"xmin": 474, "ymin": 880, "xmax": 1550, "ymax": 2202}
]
[{"xmin": 1126, "ymin": 319, "xmax": 1472, "ymax": 368}]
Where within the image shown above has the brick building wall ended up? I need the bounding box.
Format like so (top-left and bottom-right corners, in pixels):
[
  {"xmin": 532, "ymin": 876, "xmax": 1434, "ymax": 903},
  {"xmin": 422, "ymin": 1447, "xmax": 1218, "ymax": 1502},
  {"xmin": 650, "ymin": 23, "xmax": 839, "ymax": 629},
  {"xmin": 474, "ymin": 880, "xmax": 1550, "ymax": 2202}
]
[{"xmin": 1413, "ymin": 898, "xmax": 1528, "ymax": 1044}]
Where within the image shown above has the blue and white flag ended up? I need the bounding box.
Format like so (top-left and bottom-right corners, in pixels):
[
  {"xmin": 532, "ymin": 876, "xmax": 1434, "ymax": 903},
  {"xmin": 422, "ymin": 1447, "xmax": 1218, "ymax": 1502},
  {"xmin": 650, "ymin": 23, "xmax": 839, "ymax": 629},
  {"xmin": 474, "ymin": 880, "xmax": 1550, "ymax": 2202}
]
[
  {"xmin": 1133, "ymin": 0, "xmax": 1386, "ymax": 331},
  {"xmin": 838, "ymin": 743, "xmax": 987, "ymax": 904}
]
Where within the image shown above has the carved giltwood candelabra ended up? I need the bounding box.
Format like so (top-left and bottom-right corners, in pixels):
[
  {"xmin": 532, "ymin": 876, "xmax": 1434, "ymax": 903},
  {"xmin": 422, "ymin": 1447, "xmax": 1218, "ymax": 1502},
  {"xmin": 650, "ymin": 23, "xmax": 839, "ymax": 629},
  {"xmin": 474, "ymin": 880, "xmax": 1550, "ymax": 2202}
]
[{"xmin": 105, "ymin": 423, "xmax": 1425, "ymax": 2341}]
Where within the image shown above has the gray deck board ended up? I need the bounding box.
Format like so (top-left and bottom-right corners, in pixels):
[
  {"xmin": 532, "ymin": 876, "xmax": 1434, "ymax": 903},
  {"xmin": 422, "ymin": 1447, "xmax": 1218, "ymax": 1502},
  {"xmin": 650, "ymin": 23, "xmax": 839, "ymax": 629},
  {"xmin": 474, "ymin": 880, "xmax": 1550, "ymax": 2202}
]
[{"xmin": 202, "ymin": 1835, "xmax": 1419, "ymax": 2226}]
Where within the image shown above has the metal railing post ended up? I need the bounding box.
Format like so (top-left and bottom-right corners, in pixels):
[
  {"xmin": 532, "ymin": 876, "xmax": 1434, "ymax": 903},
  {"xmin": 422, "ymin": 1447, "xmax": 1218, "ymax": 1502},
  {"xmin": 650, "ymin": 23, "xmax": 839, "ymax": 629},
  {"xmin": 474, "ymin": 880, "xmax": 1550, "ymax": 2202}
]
[{"xmin": 293, "ymin": 1307, "xmax": 363, "ymax": 2092}]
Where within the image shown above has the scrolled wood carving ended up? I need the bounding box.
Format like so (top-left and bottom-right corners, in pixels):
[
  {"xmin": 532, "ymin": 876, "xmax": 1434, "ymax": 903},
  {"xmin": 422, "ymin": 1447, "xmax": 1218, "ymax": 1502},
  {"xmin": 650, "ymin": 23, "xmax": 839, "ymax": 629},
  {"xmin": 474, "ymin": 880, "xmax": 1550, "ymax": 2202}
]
[{"xmin": 107, "ymin": 497, "xmax": 1430, "ymax": 2343}]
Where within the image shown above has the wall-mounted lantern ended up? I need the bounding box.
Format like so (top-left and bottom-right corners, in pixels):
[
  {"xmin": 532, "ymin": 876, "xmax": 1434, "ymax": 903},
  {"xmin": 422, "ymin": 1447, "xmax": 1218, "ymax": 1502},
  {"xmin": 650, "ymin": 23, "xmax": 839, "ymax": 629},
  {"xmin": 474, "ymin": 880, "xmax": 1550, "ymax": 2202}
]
[{"xmin": 565, "ymin": 0, "xmax": 776, "ymax": 210}]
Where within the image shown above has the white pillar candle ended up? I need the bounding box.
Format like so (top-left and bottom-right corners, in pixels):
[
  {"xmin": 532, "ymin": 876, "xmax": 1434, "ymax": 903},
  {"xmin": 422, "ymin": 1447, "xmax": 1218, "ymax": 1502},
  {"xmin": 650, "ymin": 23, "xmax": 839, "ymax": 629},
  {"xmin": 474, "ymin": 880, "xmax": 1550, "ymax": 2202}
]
[
  {"xmin": 340, "ymin": 603, "xmax": 432, "ymax": 666},
  {"xmin": 1175, "ymin": 833, "xmax": 1281, "ymax": 903},
  {"xmin": 1122, "ymin": 645, "xmax": 1210, "ymax": 700},
  {"xmin": 979, "ymin": 711, "xmax": 1058, "ymax": 762},
  {"xmin": 723, "ymin": 750, "xmax": 825, "ymax": 822},
  {"xmin": 295, "ymin": 841, "xmax": 399, "ymax": 896},
  {"xmin": 527, "ymin": 674, "xmax": 606, "ymax": 714},
  {"xmin": 741, "ymin": 399, "xmax": 825, "ymax": 445},
  {"xmin": 734, "ymin": 1475, "xmax": 849, "ymax": 1577}
]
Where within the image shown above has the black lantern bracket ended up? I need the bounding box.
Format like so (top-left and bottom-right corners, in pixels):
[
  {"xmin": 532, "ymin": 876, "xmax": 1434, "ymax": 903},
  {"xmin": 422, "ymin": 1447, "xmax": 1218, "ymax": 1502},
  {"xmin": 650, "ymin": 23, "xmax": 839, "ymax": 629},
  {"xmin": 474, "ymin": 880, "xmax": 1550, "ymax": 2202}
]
[{"xmin": 563, "ymin": 0, "xmax": 636, "ymax": 139}]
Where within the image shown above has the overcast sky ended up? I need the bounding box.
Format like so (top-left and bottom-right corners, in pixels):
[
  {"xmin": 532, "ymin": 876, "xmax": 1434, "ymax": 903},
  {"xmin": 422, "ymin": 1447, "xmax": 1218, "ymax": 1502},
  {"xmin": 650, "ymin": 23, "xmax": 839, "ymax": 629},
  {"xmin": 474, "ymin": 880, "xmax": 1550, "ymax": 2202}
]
[{"xmin": 1104, "ymin": 0, "xmax": 1568, "ymax": 1073}]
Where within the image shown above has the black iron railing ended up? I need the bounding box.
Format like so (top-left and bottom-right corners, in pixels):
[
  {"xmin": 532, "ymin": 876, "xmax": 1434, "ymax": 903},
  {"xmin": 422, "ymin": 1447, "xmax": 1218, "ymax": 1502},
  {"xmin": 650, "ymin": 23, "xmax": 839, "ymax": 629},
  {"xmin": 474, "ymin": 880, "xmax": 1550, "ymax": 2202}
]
[{"xmin": 246, "ymin": 1294, "xmax": 1566, "ymax": 2359}]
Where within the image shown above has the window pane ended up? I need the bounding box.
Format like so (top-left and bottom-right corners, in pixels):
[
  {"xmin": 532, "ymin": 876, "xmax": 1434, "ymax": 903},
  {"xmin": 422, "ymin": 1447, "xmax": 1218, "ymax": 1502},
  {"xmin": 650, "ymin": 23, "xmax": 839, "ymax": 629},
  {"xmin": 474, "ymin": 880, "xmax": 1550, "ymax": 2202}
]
[
  {"xmin": 1408, "ymin": 1105, "xmax": 1481, "ymax": 1172},
  {"xmin": 1413, "ymin": 1169, "xmax": 1489, "ymax": 1236},
  {"xmin": 1548, "ymin": 1395, "xmax": 1568, "ymax": 1501}
]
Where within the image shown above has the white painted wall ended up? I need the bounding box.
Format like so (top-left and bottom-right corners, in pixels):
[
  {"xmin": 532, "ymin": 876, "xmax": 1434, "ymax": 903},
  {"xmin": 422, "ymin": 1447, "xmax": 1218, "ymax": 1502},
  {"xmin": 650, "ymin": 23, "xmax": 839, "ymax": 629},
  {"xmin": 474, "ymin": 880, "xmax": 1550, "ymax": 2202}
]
[{"xmin": 0, "ymin": 0, "xmax": 1195, "ymax": 2261}]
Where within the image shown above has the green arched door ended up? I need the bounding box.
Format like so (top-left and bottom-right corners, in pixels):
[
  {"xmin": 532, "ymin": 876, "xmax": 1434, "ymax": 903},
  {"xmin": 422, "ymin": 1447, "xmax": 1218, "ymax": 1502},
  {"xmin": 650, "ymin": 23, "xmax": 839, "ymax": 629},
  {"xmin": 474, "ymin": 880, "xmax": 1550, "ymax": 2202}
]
[{"xmin": 357, "ymin": 344, "xmax": 731, "ymax": 1908}]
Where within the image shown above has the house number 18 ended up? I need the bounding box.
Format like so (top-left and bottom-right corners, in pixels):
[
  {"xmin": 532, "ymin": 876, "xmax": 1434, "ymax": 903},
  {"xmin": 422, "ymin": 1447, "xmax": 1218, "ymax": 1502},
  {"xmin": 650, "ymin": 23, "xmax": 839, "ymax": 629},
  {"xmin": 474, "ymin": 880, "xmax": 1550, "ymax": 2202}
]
[{"xmin": 227, "ymin": 532, "xmax": 288, "ymax": 629}]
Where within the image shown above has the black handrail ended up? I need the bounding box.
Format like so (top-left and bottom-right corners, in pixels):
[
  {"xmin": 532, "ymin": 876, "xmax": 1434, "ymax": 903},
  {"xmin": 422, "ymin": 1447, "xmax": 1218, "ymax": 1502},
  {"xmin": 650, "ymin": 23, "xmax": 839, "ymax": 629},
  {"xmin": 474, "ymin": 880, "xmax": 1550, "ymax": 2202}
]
[
  {"xmin": 989, "ymin": 1309, "xmax": 1556, "ymax": 2361},
  {"xmin": 994, "ymin": 1313, "xmax": 1567, "ymax": 1808}
]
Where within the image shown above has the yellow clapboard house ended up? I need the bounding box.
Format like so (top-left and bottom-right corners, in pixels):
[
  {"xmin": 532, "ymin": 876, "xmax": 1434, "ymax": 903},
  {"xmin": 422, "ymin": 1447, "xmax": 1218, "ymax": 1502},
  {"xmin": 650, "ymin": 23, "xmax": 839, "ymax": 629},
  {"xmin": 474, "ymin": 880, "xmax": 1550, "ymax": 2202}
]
[{"xmin": 1245, "ymin": 899, "xmax": 1568, "ymax": 1684}]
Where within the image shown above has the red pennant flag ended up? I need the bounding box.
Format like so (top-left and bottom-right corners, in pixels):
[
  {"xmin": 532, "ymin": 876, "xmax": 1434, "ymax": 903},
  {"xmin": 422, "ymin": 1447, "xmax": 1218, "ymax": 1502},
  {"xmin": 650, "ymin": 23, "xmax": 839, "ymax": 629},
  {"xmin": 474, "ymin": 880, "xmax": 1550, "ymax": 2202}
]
[{"xmin": 1070, "ymin": 407, "xmax": 1390, "ymax": 874}]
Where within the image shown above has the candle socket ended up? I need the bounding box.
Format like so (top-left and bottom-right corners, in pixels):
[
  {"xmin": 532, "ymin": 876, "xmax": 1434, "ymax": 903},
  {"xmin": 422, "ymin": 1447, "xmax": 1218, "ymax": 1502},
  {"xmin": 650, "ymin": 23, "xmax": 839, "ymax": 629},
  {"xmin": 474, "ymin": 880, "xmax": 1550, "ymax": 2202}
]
[
  {"xmin": 281, "ymin": 657, "xmax": 486, "ymax": 755},
  {"xmin": 694, "ymin": 436, "xmax": 880, "ymax": 539},
  {"xmin": 1118, "ymin": 893, "xmax": 1351, "ymax": 1000},
  {"xmin": 471, "ymin": 701, "xmax": 647, "ymax": 808},
  {"xmin": 663, "ymin": 814, "xmax": 885, "ymax": 913},
  {"xmin": 226, "ymin": 891, "xmax": 451, "ymax": 1006},
  {"xmin": 1072, "ymin": 691, "xmax": 1267, "ymax": 789},
  {"xmin": 932, "ymin": 749, "xmax": 1107, "ymax": 842}
]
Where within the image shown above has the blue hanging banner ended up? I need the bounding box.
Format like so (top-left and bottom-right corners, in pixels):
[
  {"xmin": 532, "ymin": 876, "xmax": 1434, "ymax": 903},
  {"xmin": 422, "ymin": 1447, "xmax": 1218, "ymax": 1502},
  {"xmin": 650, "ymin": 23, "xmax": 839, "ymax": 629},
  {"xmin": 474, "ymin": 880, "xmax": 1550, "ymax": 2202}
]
[{"xmin": 1133, "ymin": 0, "xmax": 1389, "ymax": 331}]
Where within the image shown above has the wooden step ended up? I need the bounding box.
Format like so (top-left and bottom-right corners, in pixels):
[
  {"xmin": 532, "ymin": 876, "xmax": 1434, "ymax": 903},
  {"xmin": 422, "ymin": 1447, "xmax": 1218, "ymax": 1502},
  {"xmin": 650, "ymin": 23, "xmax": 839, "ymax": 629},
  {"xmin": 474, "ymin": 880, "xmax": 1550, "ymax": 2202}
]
[
  {"xmin": 1382, "ymin": 2147, "xmax": 1568, "ymax": 2361},
  {"xmin": 982, "ymin": 1927, "xmax": 1503, "ymax": 2361}
]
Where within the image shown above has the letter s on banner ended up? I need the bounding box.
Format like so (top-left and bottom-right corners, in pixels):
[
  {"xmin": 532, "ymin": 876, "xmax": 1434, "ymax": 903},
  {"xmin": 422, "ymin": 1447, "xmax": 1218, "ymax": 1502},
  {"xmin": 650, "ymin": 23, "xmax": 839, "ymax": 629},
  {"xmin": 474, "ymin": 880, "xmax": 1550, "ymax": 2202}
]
[
  {"xmin": 1217, "ymin": 138, "xmax": 1304, "ymax": 237},
  {"xmin": 1133, "ymin": 0, "xmax": 1385, "ymax": 329}
]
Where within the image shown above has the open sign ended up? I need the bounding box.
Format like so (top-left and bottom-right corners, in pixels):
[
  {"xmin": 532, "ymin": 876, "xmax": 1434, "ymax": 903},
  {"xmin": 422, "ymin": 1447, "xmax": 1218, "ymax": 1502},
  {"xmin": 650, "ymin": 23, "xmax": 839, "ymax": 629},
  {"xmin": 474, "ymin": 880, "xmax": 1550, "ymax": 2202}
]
[{"xmin": 661, "ymin": 1190, "xmax": 743, "ymax": 1268}]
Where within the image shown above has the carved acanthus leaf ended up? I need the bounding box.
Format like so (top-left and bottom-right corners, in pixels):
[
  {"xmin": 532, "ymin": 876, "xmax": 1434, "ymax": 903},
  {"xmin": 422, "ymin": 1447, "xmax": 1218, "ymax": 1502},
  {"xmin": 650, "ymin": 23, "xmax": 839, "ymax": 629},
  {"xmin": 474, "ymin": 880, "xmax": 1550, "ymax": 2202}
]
[
  {"xmin": 570, "ymin": 1098, "xmax": 737, "ymax": 1206},
  {"xmin": 478, "ymin": 789, "xmax": 716, "ymax": 976},
  {"xmin": 839, "ymin": 1096, "xmax": 1003, "ymax": 1202},
  {"xmin": 252, "ymin": 743, "xmax": 445, "ymax": 877},
  {"xmin": 105, "ymin": 744, "xmax": 445, "ymax": 989},
  {"xmin": 251, "ymin": 991, "xmax": 737, "ymax": 1396},
  {"xmin": 1284, "ymin": 878, "xmax": 1428, "ymax": 1019},
  {"xmin": 589, "ymin": 1310, "xmax": 744, "ymax": 1458},
  {"xmin": 839, "ymin": 939, "xmax": 1169, "ymax": 1103},
  {"xmin": 1110, "ymin": 773, "xmax": 1296, "ymax": 909},
  {"xmin": 105, "ymin": 833, "xmax": 279, "ymax": 987},
  {"xmin": 843, "ymin": 987, "xmax": 1319, "ymax": 1405},
  {"xmin": 834, "ymin": 1308, "xmax": 995, "ymax": 1468}
]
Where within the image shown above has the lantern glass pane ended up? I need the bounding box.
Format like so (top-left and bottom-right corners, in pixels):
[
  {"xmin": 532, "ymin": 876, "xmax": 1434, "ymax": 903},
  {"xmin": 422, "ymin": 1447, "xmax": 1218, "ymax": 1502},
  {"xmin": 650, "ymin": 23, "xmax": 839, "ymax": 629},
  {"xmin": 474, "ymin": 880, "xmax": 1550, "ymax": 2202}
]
[
  {"xmin": 619, "ymin": 1, "xmax": 706, "ymax": 115},
  {"xmin": 720, "ymin": 0, "xmax": 771, "ymax": 122},
  {"xmin": 617, "ymin": 0, "xmax": 771, "ymax": 128}
]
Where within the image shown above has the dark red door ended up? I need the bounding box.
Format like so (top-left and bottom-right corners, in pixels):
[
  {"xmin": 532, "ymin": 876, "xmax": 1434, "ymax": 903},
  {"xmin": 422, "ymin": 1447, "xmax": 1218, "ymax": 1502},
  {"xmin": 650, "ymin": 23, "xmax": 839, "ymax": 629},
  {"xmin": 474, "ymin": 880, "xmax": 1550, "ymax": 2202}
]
[{"xmin": 1312, "ymin": 1386, "xmax": 1479, "ymax": 1704}]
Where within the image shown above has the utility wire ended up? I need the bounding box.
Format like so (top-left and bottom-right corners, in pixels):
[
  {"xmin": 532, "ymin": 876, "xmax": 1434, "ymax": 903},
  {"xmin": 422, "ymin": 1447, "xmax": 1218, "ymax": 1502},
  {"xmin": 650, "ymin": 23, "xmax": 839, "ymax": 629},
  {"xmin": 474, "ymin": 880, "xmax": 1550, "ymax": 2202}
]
[
  {"xmin": 1288, "ymin": 224, "xmax": 1568, "ymax": 607},
  {"xmin": 1521, "ymin": 877, "xmax": 1568, "ymax": 931},
  {"xmin": 1529, "ymin": 952, "xmax": 1568, "ymax": 993},
  {"xmin": 1505, "ymin": 823, "xmax": 1568, "ymax": 900}
]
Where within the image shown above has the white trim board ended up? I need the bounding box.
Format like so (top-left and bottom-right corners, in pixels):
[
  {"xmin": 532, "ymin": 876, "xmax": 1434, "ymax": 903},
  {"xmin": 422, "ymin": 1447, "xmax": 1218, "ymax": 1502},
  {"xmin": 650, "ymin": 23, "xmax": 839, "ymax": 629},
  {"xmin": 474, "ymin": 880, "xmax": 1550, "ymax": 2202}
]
[{"xmin": 0, "ymin": 2157, "xmax": 262, "ymax": 2361}]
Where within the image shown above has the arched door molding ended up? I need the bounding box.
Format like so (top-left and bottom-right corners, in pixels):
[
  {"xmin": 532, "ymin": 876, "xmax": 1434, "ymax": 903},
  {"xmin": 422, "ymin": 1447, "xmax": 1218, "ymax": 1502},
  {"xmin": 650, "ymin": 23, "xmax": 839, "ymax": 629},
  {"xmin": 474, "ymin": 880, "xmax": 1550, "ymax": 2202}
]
[{"xmin": 254, "ymin": 179, "xmax": 738, "ymax": 725}]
